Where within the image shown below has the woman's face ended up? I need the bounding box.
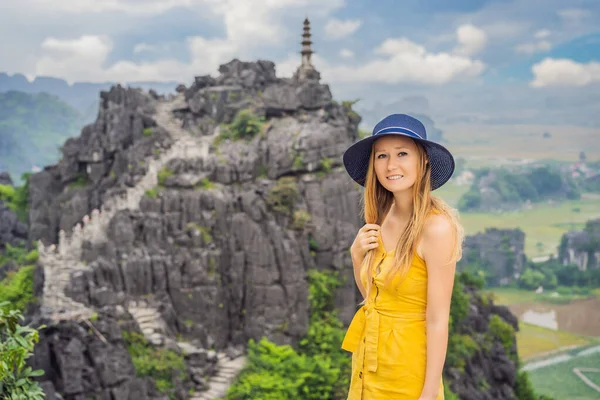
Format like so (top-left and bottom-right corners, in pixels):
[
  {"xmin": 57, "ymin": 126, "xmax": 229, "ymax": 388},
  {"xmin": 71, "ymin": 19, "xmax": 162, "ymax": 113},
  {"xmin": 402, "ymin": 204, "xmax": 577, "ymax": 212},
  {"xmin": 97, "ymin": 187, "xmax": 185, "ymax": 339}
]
[{"xmin": 373, "ymin": 135, "xmax": 421, "ymax": 193}]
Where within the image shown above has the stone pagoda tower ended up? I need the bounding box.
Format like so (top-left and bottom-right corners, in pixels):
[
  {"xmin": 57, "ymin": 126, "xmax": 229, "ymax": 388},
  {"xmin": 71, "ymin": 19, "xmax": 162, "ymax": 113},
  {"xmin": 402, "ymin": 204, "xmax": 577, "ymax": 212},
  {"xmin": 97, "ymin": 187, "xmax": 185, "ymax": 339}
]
[{"xmin": 294, "ymin": 17, "xmax": 321, "ymax": 82}]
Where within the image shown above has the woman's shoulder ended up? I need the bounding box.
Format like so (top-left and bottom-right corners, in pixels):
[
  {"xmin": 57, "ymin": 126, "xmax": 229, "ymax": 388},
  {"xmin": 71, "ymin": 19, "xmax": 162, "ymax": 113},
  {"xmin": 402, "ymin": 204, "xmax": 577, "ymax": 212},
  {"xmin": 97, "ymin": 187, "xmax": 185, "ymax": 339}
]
[{"xmin": 424, "ymin": 211, "xmax": 454, "ymax": 235}]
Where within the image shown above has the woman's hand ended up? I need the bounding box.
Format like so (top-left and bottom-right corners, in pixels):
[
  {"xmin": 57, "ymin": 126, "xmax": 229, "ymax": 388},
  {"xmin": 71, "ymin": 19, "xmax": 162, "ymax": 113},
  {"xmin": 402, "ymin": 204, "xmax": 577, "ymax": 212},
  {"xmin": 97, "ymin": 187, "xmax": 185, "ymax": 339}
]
[{"xmin": 350, "ymin": 223, "xmax": 381, "ymax": 263}]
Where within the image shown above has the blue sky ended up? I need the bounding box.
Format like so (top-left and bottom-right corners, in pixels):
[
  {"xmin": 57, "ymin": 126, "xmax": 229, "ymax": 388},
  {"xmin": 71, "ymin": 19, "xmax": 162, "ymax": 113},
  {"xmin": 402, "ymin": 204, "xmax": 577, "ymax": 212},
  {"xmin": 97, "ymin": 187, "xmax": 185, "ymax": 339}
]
[{"xmin": 1, "ymin": 0, "xmax": 599, "ymax": 127}]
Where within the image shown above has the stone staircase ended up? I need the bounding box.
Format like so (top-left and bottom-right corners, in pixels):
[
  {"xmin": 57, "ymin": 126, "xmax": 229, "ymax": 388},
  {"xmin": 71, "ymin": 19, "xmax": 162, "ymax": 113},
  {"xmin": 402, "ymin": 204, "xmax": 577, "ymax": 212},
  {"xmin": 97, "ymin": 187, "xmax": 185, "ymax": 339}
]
[
  {"xmin": 127, "ymin": 301, "xmax": 169, "ymax": 346},
  {"xmin": 127, "ymin": 300, "xmax": 247, "ymax": 400},
  {"xmin": 189, "ymin": 353, "xmax": 247, "ymax": 400},
  {"xmin": 37, "ymin": 93, "xmax": 245, "ymax": 399},
  {"xmin": 38, "ymin": 94, "xmax": 211, "ymax": 320}
]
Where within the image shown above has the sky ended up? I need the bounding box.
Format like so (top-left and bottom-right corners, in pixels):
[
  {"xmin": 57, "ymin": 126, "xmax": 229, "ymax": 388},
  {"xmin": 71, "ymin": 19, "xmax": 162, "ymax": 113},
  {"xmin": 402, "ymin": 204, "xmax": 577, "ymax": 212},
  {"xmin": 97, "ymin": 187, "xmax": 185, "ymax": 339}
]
[{"xmin": 1, "ymin": 0, "xmax": 600, "ymax": 127}]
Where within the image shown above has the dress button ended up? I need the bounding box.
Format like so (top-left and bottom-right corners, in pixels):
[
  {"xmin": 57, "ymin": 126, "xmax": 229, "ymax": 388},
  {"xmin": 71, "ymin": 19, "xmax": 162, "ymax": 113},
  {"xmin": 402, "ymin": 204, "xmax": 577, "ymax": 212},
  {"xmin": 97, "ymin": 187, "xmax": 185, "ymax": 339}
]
[{"xmin": 359, "ymin": 372, "xmax": 363, "ymax": 378}]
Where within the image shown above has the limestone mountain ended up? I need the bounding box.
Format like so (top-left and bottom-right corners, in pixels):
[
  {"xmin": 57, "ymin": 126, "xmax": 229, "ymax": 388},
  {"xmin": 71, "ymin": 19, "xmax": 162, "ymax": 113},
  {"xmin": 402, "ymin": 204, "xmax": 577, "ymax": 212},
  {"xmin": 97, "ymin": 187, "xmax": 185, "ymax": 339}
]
[
  {"xmin": 559, "ymin": 218, "xmax": 600, "ymax": 271},
  {"xmin": 0, "ymin": 56, "xmax": 546, "ymax": 399},
  {"xmin": 0, "ymin": 72, "xmax": 177, "ymax": 115},
  {"xmin": 0, "ymin": 91, "xmax": 83, "ymax": 181}
]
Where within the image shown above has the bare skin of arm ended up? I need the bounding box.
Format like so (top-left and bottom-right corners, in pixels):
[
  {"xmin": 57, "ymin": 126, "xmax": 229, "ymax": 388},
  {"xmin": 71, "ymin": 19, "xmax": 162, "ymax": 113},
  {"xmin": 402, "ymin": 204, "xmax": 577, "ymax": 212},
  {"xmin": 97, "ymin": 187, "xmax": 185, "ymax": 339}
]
[
  {"xmin": 418, "ymin": 214, "xmax": 457, "ymax": 400},
  {"xmin": 350, "ymin": 224, "xmax": 381, "ymax": 299}
]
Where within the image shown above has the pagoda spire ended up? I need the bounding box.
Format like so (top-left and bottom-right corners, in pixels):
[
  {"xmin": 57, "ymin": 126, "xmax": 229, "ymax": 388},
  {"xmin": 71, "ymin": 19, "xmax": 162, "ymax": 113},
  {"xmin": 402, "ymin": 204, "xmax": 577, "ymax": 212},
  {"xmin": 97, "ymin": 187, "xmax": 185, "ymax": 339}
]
[
  {"xmin": 294, "ymin": 17, "xmax": 321, "ymax": 82},
  {"xmin": 301, "ymin": 17, "xmax": 314, "ymax": 68}
]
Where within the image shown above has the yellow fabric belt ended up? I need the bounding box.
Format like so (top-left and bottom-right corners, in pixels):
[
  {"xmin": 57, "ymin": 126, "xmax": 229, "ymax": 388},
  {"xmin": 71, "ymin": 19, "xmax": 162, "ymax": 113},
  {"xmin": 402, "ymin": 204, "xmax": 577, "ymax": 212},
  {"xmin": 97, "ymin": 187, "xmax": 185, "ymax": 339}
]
[{"xmin": 341, "ymin": 303, "xmax": 425, "ymax": 373}]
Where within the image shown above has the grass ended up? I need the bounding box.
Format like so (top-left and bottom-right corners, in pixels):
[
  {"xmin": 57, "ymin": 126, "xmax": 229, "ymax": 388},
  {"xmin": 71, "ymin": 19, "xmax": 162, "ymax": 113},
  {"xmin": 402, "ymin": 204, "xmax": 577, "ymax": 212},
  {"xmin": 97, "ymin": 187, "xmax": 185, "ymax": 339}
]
[
  {"xmin": 438, "ymin": 182, "xmax": 600, "ymax": 258},
  {"xmin": 527, "ymin": 351, "xmax": 600, "ymax": 400},
  {"xmin": 488, "ymin": 287, "xmax": 598, "ymax": 306},
  {"xmin": 516, "ymin": 322, "xmax": 598, "ymax": 361}
]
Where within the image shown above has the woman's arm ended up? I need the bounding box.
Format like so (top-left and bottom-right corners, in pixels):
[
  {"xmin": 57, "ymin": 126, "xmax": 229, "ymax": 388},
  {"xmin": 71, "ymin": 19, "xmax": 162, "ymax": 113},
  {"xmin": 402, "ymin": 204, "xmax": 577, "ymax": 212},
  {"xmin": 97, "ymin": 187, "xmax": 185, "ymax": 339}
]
[
  {"xmin": 419, "ymin": 214, "xmax": 457, "ymax": 399},
  {"xmin": 351, "ymin": 252, "xmax": 367, "ymax": 299}
]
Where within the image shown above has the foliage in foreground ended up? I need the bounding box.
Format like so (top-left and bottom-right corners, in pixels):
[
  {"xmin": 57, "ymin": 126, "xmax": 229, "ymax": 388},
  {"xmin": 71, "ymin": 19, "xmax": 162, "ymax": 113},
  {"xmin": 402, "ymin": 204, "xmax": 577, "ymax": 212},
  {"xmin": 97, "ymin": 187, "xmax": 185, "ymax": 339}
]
[{"xmin": 0, "ymin": 302, "xmax": 46, "ymax": 399}]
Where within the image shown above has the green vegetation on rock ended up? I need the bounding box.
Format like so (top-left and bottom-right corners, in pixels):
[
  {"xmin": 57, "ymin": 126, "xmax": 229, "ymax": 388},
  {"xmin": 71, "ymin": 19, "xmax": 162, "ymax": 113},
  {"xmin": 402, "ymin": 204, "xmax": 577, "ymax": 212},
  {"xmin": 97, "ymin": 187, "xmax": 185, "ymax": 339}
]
[
  {"xmin": 122, "ymin": 330, "xmax": 186, "ymax": 398},
  {"xmin": 0, "ymin": 172, "xmax": 30, "ymax": 223},
  {"xmin": 266, "ymin": 177, "xmax": 299, "ymax": 215},
  {"xmin": 215, "ymin": 109, "xmax": 266, "ymax": 144},
  {"xmin": 0, "ymin": 245, "xmax": 39, "ymax": 313},
  {"xmin": 226, "ymin": 269, "xmax": 350, "ymax": 399}
]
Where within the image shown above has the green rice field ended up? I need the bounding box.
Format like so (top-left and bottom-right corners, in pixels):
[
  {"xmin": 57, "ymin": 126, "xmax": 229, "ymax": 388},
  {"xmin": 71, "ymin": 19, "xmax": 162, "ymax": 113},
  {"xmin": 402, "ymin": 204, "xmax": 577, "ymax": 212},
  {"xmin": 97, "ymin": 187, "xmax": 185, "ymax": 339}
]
[
  {"xmin": 435, "ymin": 183, "xmax": 600, "ymax": 258},
  {"xmin": 527, "ymin": 351, "xmax": 600, "ymax": 400}
]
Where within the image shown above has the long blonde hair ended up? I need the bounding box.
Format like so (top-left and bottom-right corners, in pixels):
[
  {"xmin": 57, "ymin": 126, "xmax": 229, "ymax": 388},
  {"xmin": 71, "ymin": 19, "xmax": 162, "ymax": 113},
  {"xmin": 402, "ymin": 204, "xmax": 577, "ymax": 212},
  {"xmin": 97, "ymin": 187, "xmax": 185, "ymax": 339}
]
[{"xmin": 359, "ymin": 139, "xmax": 464, "ymax": 303}]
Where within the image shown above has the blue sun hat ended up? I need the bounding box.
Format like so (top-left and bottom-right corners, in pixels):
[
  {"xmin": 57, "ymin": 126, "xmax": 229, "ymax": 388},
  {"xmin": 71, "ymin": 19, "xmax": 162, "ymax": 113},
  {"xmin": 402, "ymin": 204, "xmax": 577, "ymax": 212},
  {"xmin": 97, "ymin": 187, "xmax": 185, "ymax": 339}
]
[{"xmin": 342, "ymin": 113, "xmax": 455, "ymax": 190}]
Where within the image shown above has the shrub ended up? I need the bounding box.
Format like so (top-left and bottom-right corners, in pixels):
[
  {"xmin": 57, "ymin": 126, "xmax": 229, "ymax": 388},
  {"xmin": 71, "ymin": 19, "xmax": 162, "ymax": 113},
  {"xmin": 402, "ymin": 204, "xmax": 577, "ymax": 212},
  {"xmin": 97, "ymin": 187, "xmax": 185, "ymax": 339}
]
[
  {"xmin": 157, "ymin": 167, "xmax": 174, "ymax": 186},
  {"xmin": 487, "ymin": 314, "xmax": 516, "ymax": 362},
  {"xmin": 266, "ymin": 177, "xmax": 299, "ymax": 215},
  {"xmin": 0, "ymin": 173, "xmax": 30, "ymax": 223},
  {"xmin": 0, "ymin": 245, "xmax": 39, "ymax": 313},
  {"xmin": 227, "ymin": 269, "xmax": 350, "ymax": 399},
  {"xmin": 319, "ymin": 158, "xmax": 333, "ymax": 173},
  {"xmin": 292, "ymin": 210, "xmax": 311, "ymax": 231},
  {"xmin": 217, "ymin": 109, "xmax": 266, "ymax": 143},
  {"xmin": 0, "ymin": 302, "xmax": 46, "ymax": 399},
  {"xmin": 122, "ymin": 331, "xmax": 186, "ymax": 397}
]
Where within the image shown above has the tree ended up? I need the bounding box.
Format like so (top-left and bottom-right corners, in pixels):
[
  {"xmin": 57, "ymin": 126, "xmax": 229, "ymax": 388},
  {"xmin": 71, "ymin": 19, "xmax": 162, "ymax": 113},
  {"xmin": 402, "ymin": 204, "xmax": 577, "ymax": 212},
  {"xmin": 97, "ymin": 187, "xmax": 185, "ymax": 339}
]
[{"xmin": 0, "ymin": 301, "xmax": 46, "ymax": 399}]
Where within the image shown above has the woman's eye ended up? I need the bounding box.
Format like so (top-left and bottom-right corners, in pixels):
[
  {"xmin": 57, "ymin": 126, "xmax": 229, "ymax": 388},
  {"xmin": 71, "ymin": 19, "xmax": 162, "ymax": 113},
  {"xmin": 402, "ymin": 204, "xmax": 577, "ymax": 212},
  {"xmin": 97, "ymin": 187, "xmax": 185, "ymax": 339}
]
[
  {"xmin": 399, "ymin": 152, "xmax": 407, "ymax": 157},
  {"xmin": 377, "ymin": 154, "xmax": 386, "ymax": 159}
]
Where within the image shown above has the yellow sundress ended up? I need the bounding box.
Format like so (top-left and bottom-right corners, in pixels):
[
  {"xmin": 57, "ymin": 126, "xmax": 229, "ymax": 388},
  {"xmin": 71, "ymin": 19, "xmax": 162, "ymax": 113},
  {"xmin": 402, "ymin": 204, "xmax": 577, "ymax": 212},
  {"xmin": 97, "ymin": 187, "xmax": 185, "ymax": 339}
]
[{"xmin": 341, "ymin": 239, "xmax": 444, "ymax": 399}]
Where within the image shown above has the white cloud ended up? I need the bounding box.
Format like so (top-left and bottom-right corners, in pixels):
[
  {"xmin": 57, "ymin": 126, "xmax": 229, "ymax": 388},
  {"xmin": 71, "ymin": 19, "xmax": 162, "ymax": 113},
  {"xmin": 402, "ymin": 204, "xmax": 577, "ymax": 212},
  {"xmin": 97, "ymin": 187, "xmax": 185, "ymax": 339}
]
[
  {"xmin": 515, "ymin": 40, "xmax": 552, "ymax": 54},
  {"xmin": 133, "ymin": 42, "xmax": 177, "ymax": 54},
  {"xmin": 36, "ymin": 35, "xmax": 113, "ymax": 80},
  {"xmin": 515, "ymin": 29, "xmax": 553, "ymax": 54},
  {"xmin": 24, "ymin": 0, "xmax": 345, "ymax": 83},
  {"xmin": 339, "ymin": 49, "xmax": 354, "ymax": 58},
  {"xmin": 34, "ymin": 34, "xmax": 240, "ymax": 82},
  {"xmin": 534, "ymin": 29, "xmax": 551, "ymax": 39},
  {"xmin": 324, "ymin": 18, "xmax": 362, "ymax": 40},
  {"xmin": 26, "ymin": 0, "xmax": 197, "ymax": 15},
  {"xmin": 557, "ymin": 8, "xmax": 591, "ymax": 22},
  {"xmin": 313, "ymin": 37, "xmax": 485, "ymax": 85},
  {"xmin": 530, "ymin": 58, "xmax": 600, "ymax": 88},
  {"xmin": 453, "ymin": 24, "xmax": 487, "ymax": 56}
]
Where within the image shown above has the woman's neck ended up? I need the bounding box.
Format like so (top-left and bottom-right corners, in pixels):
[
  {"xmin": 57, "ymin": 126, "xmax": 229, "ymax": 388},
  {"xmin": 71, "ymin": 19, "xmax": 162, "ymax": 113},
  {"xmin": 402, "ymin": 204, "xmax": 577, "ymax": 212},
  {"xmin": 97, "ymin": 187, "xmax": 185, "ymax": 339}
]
[{"xmin": 391, "ymin": 191, "xmax": 413, "ymax": 221}]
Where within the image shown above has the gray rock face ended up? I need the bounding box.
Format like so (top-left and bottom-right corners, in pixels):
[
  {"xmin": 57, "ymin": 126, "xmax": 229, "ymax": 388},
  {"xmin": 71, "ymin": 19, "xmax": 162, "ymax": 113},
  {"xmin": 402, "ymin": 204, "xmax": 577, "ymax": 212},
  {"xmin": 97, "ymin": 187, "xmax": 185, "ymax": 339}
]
[
  {"xmin": 446, "ymin": 284, "xmax": 520, "ymax": 400},
  {"xmin": 28, "ymin": 85, "xmax": 174, "ymax": 246},
  {"xmin": 0, "ymin": 171, "xmax": 12, "ymax": 185},
  {"xmin": 459, "ymin": 228, "xmax": 526, "ymax": 286},
  {"xmin": 29, "ymin": 312, "xmax": 179, "ymax": 400},
  {"xmin": 559, "ymin": 218, "xmax": 600, "ymax": 270}
]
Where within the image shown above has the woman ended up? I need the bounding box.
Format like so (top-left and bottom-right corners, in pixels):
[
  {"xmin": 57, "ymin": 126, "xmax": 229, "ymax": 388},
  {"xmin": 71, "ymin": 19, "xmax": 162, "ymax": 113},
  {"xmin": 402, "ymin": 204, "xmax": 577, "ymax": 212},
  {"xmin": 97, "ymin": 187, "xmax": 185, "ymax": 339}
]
[{"xmin": 340, "ymin": 113, "xmax": 464, "ymax": 399}]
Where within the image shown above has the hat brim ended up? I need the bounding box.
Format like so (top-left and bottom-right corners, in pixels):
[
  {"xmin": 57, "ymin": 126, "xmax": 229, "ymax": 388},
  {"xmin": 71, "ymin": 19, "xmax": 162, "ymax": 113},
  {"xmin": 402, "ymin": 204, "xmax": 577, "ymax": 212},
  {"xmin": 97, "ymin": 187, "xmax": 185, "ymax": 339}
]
[{"xmin": 342, "ymin": 132, "xmax": 455, "ymax": 191}]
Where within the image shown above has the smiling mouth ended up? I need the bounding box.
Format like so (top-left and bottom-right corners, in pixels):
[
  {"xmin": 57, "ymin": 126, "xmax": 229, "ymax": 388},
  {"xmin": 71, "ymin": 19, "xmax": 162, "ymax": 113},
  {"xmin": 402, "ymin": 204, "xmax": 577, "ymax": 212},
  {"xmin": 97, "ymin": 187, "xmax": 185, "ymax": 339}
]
[{"xmin": 387, "ymin": 175, "xmax": 403, "ymax": 181}]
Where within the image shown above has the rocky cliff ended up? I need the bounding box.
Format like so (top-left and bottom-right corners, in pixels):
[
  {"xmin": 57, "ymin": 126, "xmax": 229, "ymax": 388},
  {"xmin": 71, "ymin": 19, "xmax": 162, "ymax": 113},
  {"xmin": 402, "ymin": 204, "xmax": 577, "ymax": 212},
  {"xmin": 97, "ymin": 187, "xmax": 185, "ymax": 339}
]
[
  {"xmin": 26, "ymin": 58, "xmax": 364, "ymax": 399},
  {"xmin": 559, "ymin": 218, "xmax": 600, "ymax": 271},
  {"xmin": 458, "ymin": 228, "xmax": 526, "ymax": 286}
]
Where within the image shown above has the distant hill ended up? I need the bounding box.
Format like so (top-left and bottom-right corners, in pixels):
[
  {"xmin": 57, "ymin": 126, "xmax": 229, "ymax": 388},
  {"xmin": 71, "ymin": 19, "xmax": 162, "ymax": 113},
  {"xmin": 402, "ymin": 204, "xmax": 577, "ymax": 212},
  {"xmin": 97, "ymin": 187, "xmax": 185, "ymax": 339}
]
[
  {"xmin": 0, "ymin": 73, "xmax": 181, "ymax": 182},
  {"xmin": 0, "ymin": 72, "xmax": 178, "ymax": 116},
  {"xmin": 0, "ymin": 91, "xmax": 83, "ymax": 181},
  {"xmin": 458, "ymin": 165, "xmax": 581, "ymax": 212}
]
